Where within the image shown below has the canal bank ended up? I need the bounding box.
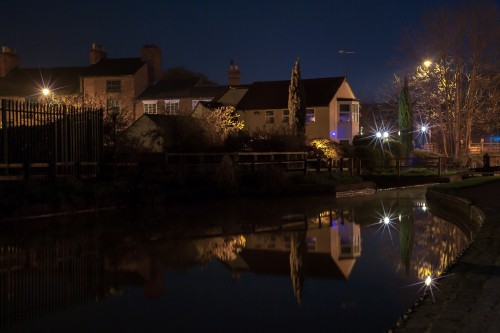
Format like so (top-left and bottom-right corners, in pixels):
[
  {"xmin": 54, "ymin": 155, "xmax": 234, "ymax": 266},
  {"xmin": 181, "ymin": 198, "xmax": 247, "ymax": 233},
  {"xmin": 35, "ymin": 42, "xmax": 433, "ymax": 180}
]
[{"xmin": 391, "ymin": 177, "xmax": 500, "ymax": 333}]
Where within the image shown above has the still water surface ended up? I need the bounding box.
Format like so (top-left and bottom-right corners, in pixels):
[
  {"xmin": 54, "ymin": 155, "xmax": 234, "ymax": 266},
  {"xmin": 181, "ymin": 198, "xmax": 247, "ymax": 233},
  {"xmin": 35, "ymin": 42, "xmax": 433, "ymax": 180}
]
[{"xmin": 0, "ymin": 187, "xmax": 470, "ymax": 333}]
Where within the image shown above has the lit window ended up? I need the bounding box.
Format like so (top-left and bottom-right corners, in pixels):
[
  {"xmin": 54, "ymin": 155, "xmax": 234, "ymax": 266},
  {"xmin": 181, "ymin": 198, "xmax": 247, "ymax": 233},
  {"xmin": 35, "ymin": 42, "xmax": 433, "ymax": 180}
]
[
  {"xmin": 143, "ymin": 101, "xmax": 158, "ymax": 114},
  {"xmin": 306, "ymin": 108, "xmax": 315, "ymax": 123},
  {"xmin": 352, "ymin": 104, "xmax": 360, "ymax": 123},
  {"xmin": 165, "ymin": 100, "xmax": 180, "ymax": 115},
  {"xmin": 339, "ymin": 104, "xmax": 350, "ymax": 122},
  {"xmin": 106, "ymin": 80, "xmax": 121, "ymax": 92},
  {"xmin": 265, "ymin": 110, "xmax": 275, "ymax": 124},
  {"xmin": 282, "ymin": 109, "xmax": 289, "ymax": 124}
]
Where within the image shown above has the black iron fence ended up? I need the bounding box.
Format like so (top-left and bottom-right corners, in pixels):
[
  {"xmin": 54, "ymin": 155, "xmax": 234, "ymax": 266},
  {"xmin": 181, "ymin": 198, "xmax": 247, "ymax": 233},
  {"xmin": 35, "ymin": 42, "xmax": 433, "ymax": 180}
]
[{"xmin": 0, "ymin": 99, "xmax": 103, "ymax": 180}]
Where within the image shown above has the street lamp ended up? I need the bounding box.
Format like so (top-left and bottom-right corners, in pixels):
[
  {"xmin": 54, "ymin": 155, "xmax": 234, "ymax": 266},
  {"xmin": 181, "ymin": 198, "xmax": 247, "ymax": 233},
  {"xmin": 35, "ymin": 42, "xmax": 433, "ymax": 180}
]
[
  {"xmin": 107, "ymin": 107, "xmax": 120, "ymax": 162},
  {"xmin": 423, "ymin": 60, "xmax": 432, "ymax": 68}
]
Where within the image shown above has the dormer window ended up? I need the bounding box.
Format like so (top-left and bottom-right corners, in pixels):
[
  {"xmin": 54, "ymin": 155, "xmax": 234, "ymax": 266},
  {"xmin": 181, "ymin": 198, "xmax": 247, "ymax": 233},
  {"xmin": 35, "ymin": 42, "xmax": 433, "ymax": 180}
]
[{"xmin": 106, "ymin": 80, "xmax": 121, "ymax": 92}]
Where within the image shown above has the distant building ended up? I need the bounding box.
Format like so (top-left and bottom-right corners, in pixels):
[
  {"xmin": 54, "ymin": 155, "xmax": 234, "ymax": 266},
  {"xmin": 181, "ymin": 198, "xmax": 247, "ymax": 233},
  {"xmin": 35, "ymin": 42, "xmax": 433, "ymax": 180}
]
[
  {"xmin": 136, "ymin": 77, "xmax": 227, "ymax": 118},
  {"xmin": 233, "ymin": 77, "xmax": 360, "ymax": 143},
  {"xmin": 0, "ymin": 43, "xmax": 165, "ymax": 122}
]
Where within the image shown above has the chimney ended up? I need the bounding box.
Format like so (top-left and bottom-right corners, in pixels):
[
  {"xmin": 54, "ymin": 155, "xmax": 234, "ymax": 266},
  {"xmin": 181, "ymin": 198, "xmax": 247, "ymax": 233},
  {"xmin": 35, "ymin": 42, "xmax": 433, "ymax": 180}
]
[
  {"xmin": 0, "ymin": 45, "xmax": 19, "ymax": 78},
  {"xmin": 228, "ymin": 60, "xmax": 240, "ymax": 86},
  {"xmin": 89, "ymin": 43, "xmax": 107, "ymax": 64},
  {"xmin": 141, "ymin": 44, "xmax": 162, "ymax": 83}
]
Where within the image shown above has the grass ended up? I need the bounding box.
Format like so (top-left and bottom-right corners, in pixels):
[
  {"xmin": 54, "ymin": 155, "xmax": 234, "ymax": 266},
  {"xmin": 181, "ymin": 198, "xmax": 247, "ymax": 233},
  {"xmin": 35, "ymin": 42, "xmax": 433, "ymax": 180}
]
[
  {"xmin": 365, "ymin": 167, "xmax": 460, "ymax": 177},
  {"xmin": 432, "ymin": 176, "xmax": 500, "ymax": 191}
]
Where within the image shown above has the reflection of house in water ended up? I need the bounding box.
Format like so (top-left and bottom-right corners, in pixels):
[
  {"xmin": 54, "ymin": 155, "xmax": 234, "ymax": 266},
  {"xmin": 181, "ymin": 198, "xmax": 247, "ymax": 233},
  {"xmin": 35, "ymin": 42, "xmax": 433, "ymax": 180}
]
[
  {"xmin": 0, "ymin": 238, "xmax": 104, "ymax": 329},
  {"xmin": 225, "ymin": 209, "xmax": 361, "ymax": 280}
]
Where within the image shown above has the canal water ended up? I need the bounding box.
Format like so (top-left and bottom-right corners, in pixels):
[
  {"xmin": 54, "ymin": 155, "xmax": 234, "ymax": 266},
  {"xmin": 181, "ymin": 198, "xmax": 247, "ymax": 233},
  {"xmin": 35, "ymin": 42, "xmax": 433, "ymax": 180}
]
[{"xmin": 0, "ymin": 186, "xmax": 470, "ymax": 333}]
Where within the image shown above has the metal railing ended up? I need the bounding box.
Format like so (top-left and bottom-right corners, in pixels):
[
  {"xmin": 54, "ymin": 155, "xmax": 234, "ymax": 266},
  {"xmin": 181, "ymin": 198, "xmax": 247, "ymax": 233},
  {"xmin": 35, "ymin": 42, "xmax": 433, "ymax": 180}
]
[{"xmin": 1, "ymin": 99, "xmax": 103, "ymax": 180}]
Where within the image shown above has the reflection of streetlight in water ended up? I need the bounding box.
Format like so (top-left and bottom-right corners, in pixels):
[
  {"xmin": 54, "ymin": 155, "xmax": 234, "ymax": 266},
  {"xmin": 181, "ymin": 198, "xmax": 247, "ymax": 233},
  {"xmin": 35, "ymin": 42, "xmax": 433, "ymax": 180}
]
[
  {"xmin": 366, "ymin": 201, "xmax": 399, "ymax": 243},
  {"xmin": 406, "ymin": 272, "xmax": 446, "ymax": 303}
]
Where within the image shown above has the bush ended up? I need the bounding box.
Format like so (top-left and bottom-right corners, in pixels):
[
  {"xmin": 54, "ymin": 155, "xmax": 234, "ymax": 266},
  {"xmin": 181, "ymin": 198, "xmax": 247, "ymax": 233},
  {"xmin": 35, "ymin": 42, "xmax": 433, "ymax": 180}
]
[
  {"xmin": 248, "ymin": 129, "xmax": 305, "ymax": 152},
  {"xmin": 307, "ymin": 139, "xmax": 340, "ymax": 159}
]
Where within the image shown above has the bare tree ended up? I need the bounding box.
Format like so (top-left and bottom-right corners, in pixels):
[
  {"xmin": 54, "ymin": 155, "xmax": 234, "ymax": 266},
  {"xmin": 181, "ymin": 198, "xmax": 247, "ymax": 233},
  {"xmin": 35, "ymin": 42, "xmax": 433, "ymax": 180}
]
[{"xmin": 394, "ymin": 0, "xmax": 500, "ymax": 162}]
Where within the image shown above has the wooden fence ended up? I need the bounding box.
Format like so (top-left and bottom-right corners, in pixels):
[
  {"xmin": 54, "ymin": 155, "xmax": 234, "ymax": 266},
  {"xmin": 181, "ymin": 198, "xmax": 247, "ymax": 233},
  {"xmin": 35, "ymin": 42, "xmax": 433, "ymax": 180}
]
[{"xmin": 469, "ymin": 142, "xmax": 500, "ymax": 155}]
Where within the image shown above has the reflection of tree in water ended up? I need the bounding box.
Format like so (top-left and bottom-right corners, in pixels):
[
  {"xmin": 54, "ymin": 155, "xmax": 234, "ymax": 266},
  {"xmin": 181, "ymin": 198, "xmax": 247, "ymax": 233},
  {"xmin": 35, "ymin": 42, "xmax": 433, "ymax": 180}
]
[
  {"xmin": 289, "ymin": 231, "xmax": 307, "ymax": 305},
  {"xmin": 399, "ymin": 208, "xmax": 414, "ymax": 276},
  {"xmin": 402, "ymin": 214, "xmax": 469, "ymax": 279},
  {"xmin": 208, "ymin": 236, "xmax": 246, "ymax": 262}
]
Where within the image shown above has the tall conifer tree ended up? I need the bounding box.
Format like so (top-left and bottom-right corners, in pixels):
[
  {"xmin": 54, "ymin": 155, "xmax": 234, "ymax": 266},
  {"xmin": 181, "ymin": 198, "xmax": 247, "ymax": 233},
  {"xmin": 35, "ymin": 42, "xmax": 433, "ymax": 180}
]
[
  {"xmin": 288, "ymin": 58, "xmax": 307, "ymax": 135},
  {"xmin": 399, "ymin": 77, "xmax": 413, "ymax": 159}
]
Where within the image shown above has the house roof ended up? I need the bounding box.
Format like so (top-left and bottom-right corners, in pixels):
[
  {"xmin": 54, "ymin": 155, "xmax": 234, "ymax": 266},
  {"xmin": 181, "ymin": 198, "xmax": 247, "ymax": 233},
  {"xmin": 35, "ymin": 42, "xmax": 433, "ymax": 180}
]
[
  {"xmin": 138, "ymin": 77, "xmax": 227, "ymax": 100},
  {"xmin": 82, "ymin": 58, "xmax": 146, "ymax": 76},
  {"xmin": 236, "ymin": 77, "xmax": 347, "ymax": 110},
  {"xmin": 214, "ymin": 85, "xmax": 250, "ymax": 107},
  {"xmin": 0, "ymin": 67, "xmax": 83, "ymax": 98},
  {"xmin": 234, "ymin": 249, "xmax": 351, "ymax": 280}
]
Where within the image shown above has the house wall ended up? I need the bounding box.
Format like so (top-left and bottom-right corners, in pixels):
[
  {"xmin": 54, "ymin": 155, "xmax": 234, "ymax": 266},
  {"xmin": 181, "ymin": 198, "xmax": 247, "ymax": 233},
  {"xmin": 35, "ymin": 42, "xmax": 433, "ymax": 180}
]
[
  {"xmin": 238, "ymin": 108, "xmax": 287, "ymax": 135},
  {"xmin": 82, "ymin": 75, "xmax": 134, "ymax": 115},
  {"xmin": 239, "ymin": 106, "xmax": 331, "ymax": 140},
  {"xmin": 123, "ymin": 116, "xmax": 163, "ymax": 152},
  {"xmin": 306, "ymin": 106, "xmax": 330, "ymax": 140}
]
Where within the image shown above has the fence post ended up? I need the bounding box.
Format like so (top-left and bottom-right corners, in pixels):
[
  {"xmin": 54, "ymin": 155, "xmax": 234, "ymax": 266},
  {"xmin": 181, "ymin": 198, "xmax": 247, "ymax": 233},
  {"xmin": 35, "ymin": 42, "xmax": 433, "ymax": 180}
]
[
  {"xmin": 75, "ymin": 161, "xmax": 81, "ymax": 180},
  {"xmin": 328, "ymin": 158, "xmax": 332, "ymax": 175},
  {"xmin": 397, "ymin": 159, "xmax": 401, "ymax": 177},
  {"xmin": 23, "ymin": 161, "xmax": 30, "ymax": 181},
  {"xmin": 438, "ymin": 157, "xmax": 441, "ymax": 177},
  {"xmin": 340, "ymin": 157, "xmax": 343, "ymax": 174},
  {"xmin": 1, "ymin": 99, "xmax": 8, "ymax": 167},
  {"xmin": 303, "ymin": 155, "xmax": 307, "ymax": 175},
  {"xmin": 316, "ymin": 157, "xmax": 321, "ymax": 173},
  {"xmin": 349, "ymin": 158, "xmax": 354, "ymax": 176}
]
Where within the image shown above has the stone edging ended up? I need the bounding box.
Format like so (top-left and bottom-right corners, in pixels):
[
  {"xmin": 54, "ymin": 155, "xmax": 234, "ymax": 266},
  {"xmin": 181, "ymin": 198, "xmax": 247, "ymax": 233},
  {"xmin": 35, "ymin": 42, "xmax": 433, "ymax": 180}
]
[{"xmin": 388, "ymin": 188, "xmax": 486, "ymax": 332}]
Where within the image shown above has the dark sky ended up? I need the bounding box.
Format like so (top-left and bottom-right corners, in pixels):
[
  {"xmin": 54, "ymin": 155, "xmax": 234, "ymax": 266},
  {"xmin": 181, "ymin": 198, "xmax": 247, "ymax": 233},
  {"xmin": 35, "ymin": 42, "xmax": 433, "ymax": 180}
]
[{"xmin": 1, "ymin": 0, "xmax": 497, "ymax": 102}]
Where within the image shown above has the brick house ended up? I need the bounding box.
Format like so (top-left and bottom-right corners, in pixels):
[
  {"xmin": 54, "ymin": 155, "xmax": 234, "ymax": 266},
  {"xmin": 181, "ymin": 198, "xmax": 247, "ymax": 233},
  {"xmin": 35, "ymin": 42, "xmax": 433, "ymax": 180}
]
[
  {"xmin": 0, "ymin": 43, "xmax": 163, "ymax": 122},
  {"xmin": 136, "ymin": 77, "xmax": 227, "ymax": 117}
]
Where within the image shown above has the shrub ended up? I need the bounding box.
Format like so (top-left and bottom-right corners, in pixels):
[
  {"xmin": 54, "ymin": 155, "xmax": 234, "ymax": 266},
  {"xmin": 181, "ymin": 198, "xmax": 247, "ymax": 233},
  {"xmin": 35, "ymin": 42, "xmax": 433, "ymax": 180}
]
[{"xmin": 307, "ymin": 138, "xmax": 340, "ymax": 159}]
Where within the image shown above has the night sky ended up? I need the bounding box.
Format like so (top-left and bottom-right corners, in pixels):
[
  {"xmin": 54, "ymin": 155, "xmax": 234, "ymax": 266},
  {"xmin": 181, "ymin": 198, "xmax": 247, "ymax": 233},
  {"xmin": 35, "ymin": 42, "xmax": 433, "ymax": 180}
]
[{"xmin": 1, "ymin": 0, "xmax": 498, "ymax": 102}]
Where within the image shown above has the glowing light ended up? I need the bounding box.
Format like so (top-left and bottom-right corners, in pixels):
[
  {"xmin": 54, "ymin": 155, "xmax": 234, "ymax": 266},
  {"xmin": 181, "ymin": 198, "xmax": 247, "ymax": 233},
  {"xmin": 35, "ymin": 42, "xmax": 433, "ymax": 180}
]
[
  {"xmin": 365, "ymin": 116, "xmax": 397, "ymax": 157},
  {"xmin": 331, "ymin": 131, "xmax": 336, "ymax": 137},
  {"xmin": 421, "ymin": 126, "xmax": 427, "ymax": 133},
  {"xmin": 425, "ymin": 275, "xmax": 432, "ymax": 286},
  {"xmin": 366, "ymin": 201, "xmax": 399, "ymax": 243},
  {"xmin": 42, "ymin": 88, "xmax": 50, "ymax": 96},
  {"xmin": 424, "ymin": 60, "xmax": 432, "ymax": 67},
  {"xmin": 407, "ymin": 272, "xmax": 445, "ymax": 303}
]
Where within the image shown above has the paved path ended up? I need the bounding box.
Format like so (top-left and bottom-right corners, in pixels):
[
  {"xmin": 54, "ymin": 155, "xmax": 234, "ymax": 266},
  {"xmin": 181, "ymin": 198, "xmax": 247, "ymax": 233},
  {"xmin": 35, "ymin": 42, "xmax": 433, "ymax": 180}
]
[{"xmin": 392, "ymin": 180, "xmax": 500, "ymax": 333}]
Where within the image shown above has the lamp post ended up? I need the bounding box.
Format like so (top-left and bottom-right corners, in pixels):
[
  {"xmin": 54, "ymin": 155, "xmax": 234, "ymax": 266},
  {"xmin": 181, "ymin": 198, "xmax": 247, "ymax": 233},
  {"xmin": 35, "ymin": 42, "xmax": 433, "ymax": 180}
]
[{"xmin": 107, "ymin": 107, "xmax": 120, "ymax": 169}]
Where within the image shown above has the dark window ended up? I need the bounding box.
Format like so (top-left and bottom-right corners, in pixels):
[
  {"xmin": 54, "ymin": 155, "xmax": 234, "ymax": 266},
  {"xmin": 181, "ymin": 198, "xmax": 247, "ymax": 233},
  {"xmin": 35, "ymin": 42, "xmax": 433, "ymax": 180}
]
[
  {"xmin": 339, "ymin": 104, "xmax": 350, "ymax": 112},
  {"xmin": 265, "ymin": 110, "xmax": 275, "ymax": 124},
  {"xmin": 106, "ymin": 80, "xmax": 121, "ymax": 92},
  {"xmin": 282, "ymin": 109, "xmax": 289, "ymax": 124},
  {"xmin": 339, "ymin": 104, "xmax": 350, "ymax": 122}
]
